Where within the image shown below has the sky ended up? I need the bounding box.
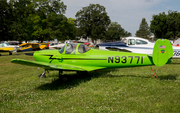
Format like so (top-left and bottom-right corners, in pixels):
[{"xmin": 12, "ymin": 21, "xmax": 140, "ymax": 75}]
[{"xmin": 63, "ymin": 0, "xmax": 180, "ymax": 36}]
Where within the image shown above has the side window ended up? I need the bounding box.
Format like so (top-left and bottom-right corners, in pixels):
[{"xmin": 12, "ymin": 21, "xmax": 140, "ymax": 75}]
[
  {"xmin": 78, "ymin": 45, "xmax": 85, "ymax": 53},
  {"xmin": 128, "ymin": 39, "xmax": 135, "ymax": 45},
  {"xmin": 136, "ymin": 40, "xmax": 148, "ymax": 45},
  {"xmin": 84, "ymin": 45, "xmax": 91, "ymax": 51},
  {"xmin": 78, "ymin": 45, "xmax": 91, "ymax": 53}
]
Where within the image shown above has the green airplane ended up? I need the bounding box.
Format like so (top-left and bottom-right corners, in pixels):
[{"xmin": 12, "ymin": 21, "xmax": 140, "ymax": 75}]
[{"xmin": 11, "ymin": 39, "xmax": 173, "ymax": 78}]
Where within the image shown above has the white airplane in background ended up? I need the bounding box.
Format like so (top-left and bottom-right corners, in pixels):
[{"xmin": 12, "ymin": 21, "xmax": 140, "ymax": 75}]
[
  {"xmin": 0, "ymin": 43, "xmax": 19, "ymax": 55},
  {"xmin": 96, "ymin": 37, "xmax": 180, "ymax": 58}
]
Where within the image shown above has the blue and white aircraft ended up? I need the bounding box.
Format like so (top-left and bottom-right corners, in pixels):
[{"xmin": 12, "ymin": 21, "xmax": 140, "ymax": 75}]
[{"xmin": 96, "ymin": 37, "xmax": 180, "ymax": 58}]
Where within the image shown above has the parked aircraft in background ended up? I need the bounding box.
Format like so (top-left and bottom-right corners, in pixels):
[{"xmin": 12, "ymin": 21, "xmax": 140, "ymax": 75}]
[
  {"xmin": 49, "ymin": 42, "xmax": 64, "ymax": 49},
  {"xmin": 96, "ymin": 37, "xmax": 180, "ymax": 58},
  {"xmin": 173, "ymin": 38, "xmax": 180, "ymax": 46},
  {"xmin": 11, "ymin": 39, "xmax": 173, "ymax": 79},
  {"xmin": 18, "ymin": 43, "xmax": 48, "ymax": 52},
  {"xmin": 0, "ymin": 43, "xmax": 19, "ymax": 55}
]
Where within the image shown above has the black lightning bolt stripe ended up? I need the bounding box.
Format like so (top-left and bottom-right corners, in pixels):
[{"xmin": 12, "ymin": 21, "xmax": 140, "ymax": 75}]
[
  {"xmin": 42, "ymin": 55, "xmax": 56, "ymax": 59},
  {"xmin": 41, "ymin": 54, "xmax": 107, "ymax": 61},
  {"xmin": 62, "ymin": 58, "xmax": 107, "ymax": 60},
  {"xmin": 41, "ymin": 54, "xmax": 56, "ymax": 63}
]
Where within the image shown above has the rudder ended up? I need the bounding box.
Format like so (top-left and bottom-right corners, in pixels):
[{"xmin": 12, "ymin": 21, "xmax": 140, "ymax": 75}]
[{"xmin": 153, "ymin": 39, "xmax": 173, "ymax": 66}]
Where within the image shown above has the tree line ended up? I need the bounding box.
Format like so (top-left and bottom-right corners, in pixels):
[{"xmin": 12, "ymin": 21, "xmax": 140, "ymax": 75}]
[
  {"xmin": 136, "ymin": 10, "xmax": 180, "ymax": 40},
  {"xmin": 0, "ymin": 0, "xmax": 76, "ymax": 42},
  {"xmin": 0, "ymin": 0, "xmax": 131, "ymax": 43},
  {"xmin": 1, "ymin": 0, "xmax": 180, "ymax": 43}
]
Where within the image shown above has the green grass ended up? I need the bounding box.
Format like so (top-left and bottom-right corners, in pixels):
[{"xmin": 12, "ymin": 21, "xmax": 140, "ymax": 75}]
[{"xmin": 0, "ymin": 52, "xmax": 180, "ymax": 113}]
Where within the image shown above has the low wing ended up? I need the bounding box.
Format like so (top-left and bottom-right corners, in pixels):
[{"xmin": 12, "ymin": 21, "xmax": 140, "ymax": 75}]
[
  {"xmin": 0, "ymin": 47, "xmax": 18, "ymax": 53},
  {"xmin": 11, "ymin": 59, "xmax": 105, "ymax": 71},
  {"xmin": 0, "ymin": 48, "xmax": 13, "ymax": 52}
]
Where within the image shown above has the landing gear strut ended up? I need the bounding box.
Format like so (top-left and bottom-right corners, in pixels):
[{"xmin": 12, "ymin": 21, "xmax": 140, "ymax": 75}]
[
  {"xmin": 59, "ymin": 69, "xmax": 63, "ymax": 77},
  {"xmin": 39, "ymin": 70, "xmax": 49, "ymax": 78}
]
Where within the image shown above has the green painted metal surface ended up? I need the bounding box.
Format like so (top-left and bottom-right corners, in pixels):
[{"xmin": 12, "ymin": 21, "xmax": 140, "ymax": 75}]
[{"xmin": 153, "ymin": 39, "xmax": 173, "ymax": 66}]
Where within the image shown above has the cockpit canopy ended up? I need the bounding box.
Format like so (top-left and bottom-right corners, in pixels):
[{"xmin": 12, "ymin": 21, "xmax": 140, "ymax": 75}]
[
  {"xmin": 121, "ymin": 38, "xmax": 148, "ymax": 45},
  {"xmin": 59, "ymin": 43, "xmax": 91, "ymax": 54},
  {"xmin": 0, "ymin": 43, "xmax": 10, "ymax": 47}
]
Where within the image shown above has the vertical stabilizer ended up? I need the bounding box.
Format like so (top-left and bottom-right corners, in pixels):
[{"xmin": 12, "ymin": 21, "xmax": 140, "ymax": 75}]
[{"xmin": 153, "ymin": 39, "xmax": 173, "ymax": 66}]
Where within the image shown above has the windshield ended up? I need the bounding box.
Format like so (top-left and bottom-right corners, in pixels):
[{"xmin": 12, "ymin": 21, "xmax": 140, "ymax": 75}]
[
  {"xmin": 59, "ymin": 46, "xmax": 65, "ymax": 54},
  {"xmin": 121, "ymin": 39, "xmax": 127, "ymax": 44},
  {"xmin": 6, "ymin": 43, "xmax": 10, "ymax": 46}
]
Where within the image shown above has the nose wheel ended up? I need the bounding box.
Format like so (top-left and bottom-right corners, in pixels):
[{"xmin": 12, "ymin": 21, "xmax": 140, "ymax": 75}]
[{"xmin": 39, "ymin": 70, "xmax": 49, "ymax": 78}]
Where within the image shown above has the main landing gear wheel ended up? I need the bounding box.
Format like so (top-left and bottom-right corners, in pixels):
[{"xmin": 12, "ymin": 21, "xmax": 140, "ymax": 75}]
[
  {"xmin": 76, "ymin": 71, "xmax": 88, "ymax": 78},
  {"xmin": 59, "ymin": 69, "xmax": 63, "ymax": 78},
  {"xmin": 76, "ymin": 71, "xmax": 88, "ymax": 75},
  {"xmin": 61, "ymin": 75, "xmax": 68, "ymax": 82},
  {"xmin": 58, "ymin": 70, "xmax": 68, "ymax": 82},
  {"xmin": 9, "ymin": 52, "xmax": 12, "ymax": 55}
]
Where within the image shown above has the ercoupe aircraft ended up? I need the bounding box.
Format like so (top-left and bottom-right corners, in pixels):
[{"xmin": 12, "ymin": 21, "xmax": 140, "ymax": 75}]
[
  {"xmin": 0, "ymin": 43, "xmax": 19, "ymax": 55},
  {"xmin": 11, "ymin": 39, "xmax": 173, "ymax": 78},
  {"xmin": 97, "ymin": 37, "xmax": 180, "ymax": 58}
]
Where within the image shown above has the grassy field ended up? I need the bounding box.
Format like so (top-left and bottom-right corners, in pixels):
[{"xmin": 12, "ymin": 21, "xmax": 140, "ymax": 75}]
[{"xmin": 0, "ymin": 52, "xmax": 180, "ymax": 113}]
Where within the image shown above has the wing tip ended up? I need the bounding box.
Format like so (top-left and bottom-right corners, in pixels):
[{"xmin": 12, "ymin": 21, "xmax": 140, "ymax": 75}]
[{"xmin": 11, "ymin": 59, "xmax": 19, "ymax": 62}]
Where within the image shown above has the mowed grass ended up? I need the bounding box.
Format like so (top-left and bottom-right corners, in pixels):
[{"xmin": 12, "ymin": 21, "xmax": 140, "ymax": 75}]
[{"xmin": 0, "ymin": 52, "xmax": 180, "ymax": 113}]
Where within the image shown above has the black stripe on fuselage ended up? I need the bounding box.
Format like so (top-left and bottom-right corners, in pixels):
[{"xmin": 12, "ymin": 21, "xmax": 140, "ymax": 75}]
[
  {"xmin": 41, "ymin": 54, "xmax": 107, "ymax": 61},
  {"xmin": 41, "ymin": 55, "xmax": 56, "ymax": 59},
  {"xmin": 41, "ymin": 55, "xmax": 56, "ymax": 63},
  {"xmin": 62, "ymin": 58, "xmax": 107, "ymax": 60}
]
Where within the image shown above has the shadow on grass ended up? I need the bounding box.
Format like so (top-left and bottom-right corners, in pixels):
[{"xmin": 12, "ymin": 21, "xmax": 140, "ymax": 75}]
[
  {"xmin": 0, "ymin": 53, "xmax": 21, "ymax": 56},
  {"xmin": 36, "ymin": 69, "xmax": 118, "ymax": 90},
  {"xmin": 167, "ymin": 63, "xmax": 180, "ymax": 65},
  {"xmin": 36, "ymin": 69, "xmax": 178, "ymax": 90},
  {"xmin": 98, "ymin": 73, "xmax": 178, "ymax": 81},
  {"xmin": 158, "ymin": 74, "xmax": 178, "ymax": 80}
]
